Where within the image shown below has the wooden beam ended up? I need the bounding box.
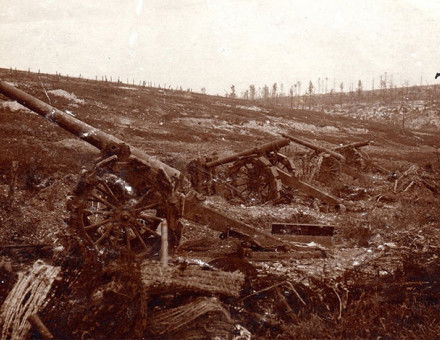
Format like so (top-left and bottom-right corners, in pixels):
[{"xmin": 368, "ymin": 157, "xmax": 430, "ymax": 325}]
[{"xmin": 276, "ymin": 169, "xmax": 342, "ymax": 205}]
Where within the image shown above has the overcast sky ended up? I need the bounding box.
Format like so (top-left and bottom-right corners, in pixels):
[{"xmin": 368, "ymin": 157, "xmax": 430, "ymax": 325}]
[{"xmin": 0, "ymin": 0, "xmax": 439, "ymax": 95}]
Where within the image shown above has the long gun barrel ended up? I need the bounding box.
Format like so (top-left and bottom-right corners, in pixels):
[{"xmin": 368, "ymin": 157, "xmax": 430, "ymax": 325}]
[
  {"xmin": 334, "ymin": 140, "xmax": 371, "ymax": 151},
  {"xmin": 205, "ymin": 138, "xmax": 290, "ymax": 168},
  {"xmin": 280, "ymin": 133, "xmax": 345, "ymax": 162},
  {"xmin": 0, "ymin": 81, "xmax": 181, "ymax": 183}
]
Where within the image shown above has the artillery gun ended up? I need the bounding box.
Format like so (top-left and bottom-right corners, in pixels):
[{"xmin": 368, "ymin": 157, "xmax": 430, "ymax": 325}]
[
  {"xmin": 188, "ymin": 136, "xmax": 344, "ymax": 207},
  {"xmin": 186, "ymin": 121, "xmax": 378, "ymax": 208},
  {"xmin": 0, "ymin": 81, "xmax": 290, "ymax": 258},
  {"xmin": 286, "ymin": 135, "xmax": 374, "ymax": 183}
]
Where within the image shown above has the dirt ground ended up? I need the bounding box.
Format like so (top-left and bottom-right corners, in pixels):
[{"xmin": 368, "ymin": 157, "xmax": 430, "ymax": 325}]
[{"xmin": 0, "ymin": 69, "xmax": 439, "ymax": 339}]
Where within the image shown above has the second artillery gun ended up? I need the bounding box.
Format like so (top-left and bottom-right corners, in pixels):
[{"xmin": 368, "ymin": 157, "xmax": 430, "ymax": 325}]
[
  {"xmin": 187, "ymin": 133, "xmax": 373, "ymax": 208},
  {"xmin": 0, "ymin": 81, "xmax": 293, "ymax": 258}
]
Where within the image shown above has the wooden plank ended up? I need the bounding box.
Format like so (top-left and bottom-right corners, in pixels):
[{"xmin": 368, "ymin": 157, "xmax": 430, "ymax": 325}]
[{"xmin": 276, "ymin": 169, "xmax": 342, "ymax": 205}]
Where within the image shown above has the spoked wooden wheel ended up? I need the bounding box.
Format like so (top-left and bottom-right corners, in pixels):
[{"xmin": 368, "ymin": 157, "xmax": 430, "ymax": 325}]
[
  {"xmin": 226, "ymin": 157, "xmax": 281, "ymax": 205},
  {"xmin": 72, "ymin": 170, "xmax": 166, "ymax": 258},
  {"xmin": 340, "ymin": 148, "xmax": 368, "ymax": 169},
  {"xmin": 315, "ymin": 154, "xmax": 342, "ymax": 183},
  {"xmin": 267, "ymin": 152, "xmax": 297, "ymax": 201}
]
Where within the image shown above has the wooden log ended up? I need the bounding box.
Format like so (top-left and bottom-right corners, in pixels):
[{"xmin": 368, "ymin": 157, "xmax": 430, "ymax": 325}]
[{"xmin": 141, "ymin": 260, "xmax": 244, "ymax": 297}]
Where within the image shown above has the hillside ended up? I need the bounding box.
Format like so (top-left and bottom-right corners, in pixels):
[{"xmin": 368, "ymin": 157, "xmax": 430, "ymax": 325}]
[
  {"xmin": 0, "ymin": 68, "xmax": 439, "ymax": 178},
  {"xmin": 0, "ymin": 68, "xmax": 439, "ymax": 339}
]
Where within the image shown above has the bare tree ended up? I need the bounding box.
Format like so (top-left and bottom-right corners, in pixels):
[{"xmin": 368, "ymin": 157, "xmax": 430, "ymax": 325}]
[
  {"xmin": 263, "ymin": 85, "xmax": 270, "ymax": 103},
  {"xmin": 249, "ymin": 84, "xmax": 256, "ymax": 101},
  {"xmin": 293, "ymin": 83, "xmax": 298, "ymax": 108},
  {"xmin": 307, "ymin": 81, "xmax": 314, "ymax": 109},
  {"xmin": 339, "ymin": 82, "xmax": 344, "ymax": 105},
  {"xmin": 356, "ymin": 80, "xmax": 363, "ymax": 98},
  {"xmin": 272, "ymin": 83, "xmax": 278, "ymax": 105},
  {"xmin": 230, "ymin": 85, "xmax": 236, "ymax": 98},
  {"xmin": 289, "ymin": 86, "xmax": 294, "ymax": 109}
]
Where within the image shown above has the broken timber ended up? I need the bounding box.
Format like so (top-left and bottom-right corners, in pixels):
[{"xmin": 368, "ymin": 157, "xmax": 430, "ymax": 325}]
[
  {"xmin": 149, "ymin": 297, "xmax": 232, "ymax": 336},
  {"xmin": 141, "ymin": 260, "xmax": 244, "ymax": 297}
]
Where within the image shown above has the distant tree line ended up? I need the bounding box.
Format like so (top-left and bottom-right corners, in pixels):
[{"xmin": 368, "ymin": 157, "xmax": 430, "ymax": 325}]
[{"xmin": 233, "ymin": 72, "xmax": 439, "ymax": 109}]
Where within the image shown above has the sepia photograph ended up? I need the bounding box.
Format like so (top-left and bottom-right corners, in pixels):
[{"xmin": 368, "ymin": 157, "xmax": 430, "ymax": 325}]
[{"xmin": 0, "ymin": 1, "xmax": 439, "ymax": 339}]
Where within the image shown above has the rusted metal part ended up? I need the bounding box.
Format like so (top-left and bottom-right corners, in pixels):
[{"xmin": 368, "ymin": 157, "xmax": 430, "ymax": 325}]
[
  {"xmin": 205, "ymin": 138, "xmax": 290, "ymax": 168},
  {"xmin": 0, "ymin": 81, "xmax": 181, "ymax": 190},
  {"xmin": 271, "ymin": 223, "xmax": 335, "ymax": 236},
  {"xmin": 280, "ymin": 133, "xmax": 346, "ymax": 162},
  {"xmin": 276, "ymin": 169, "xmax": 342, "ymax": 205}
]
